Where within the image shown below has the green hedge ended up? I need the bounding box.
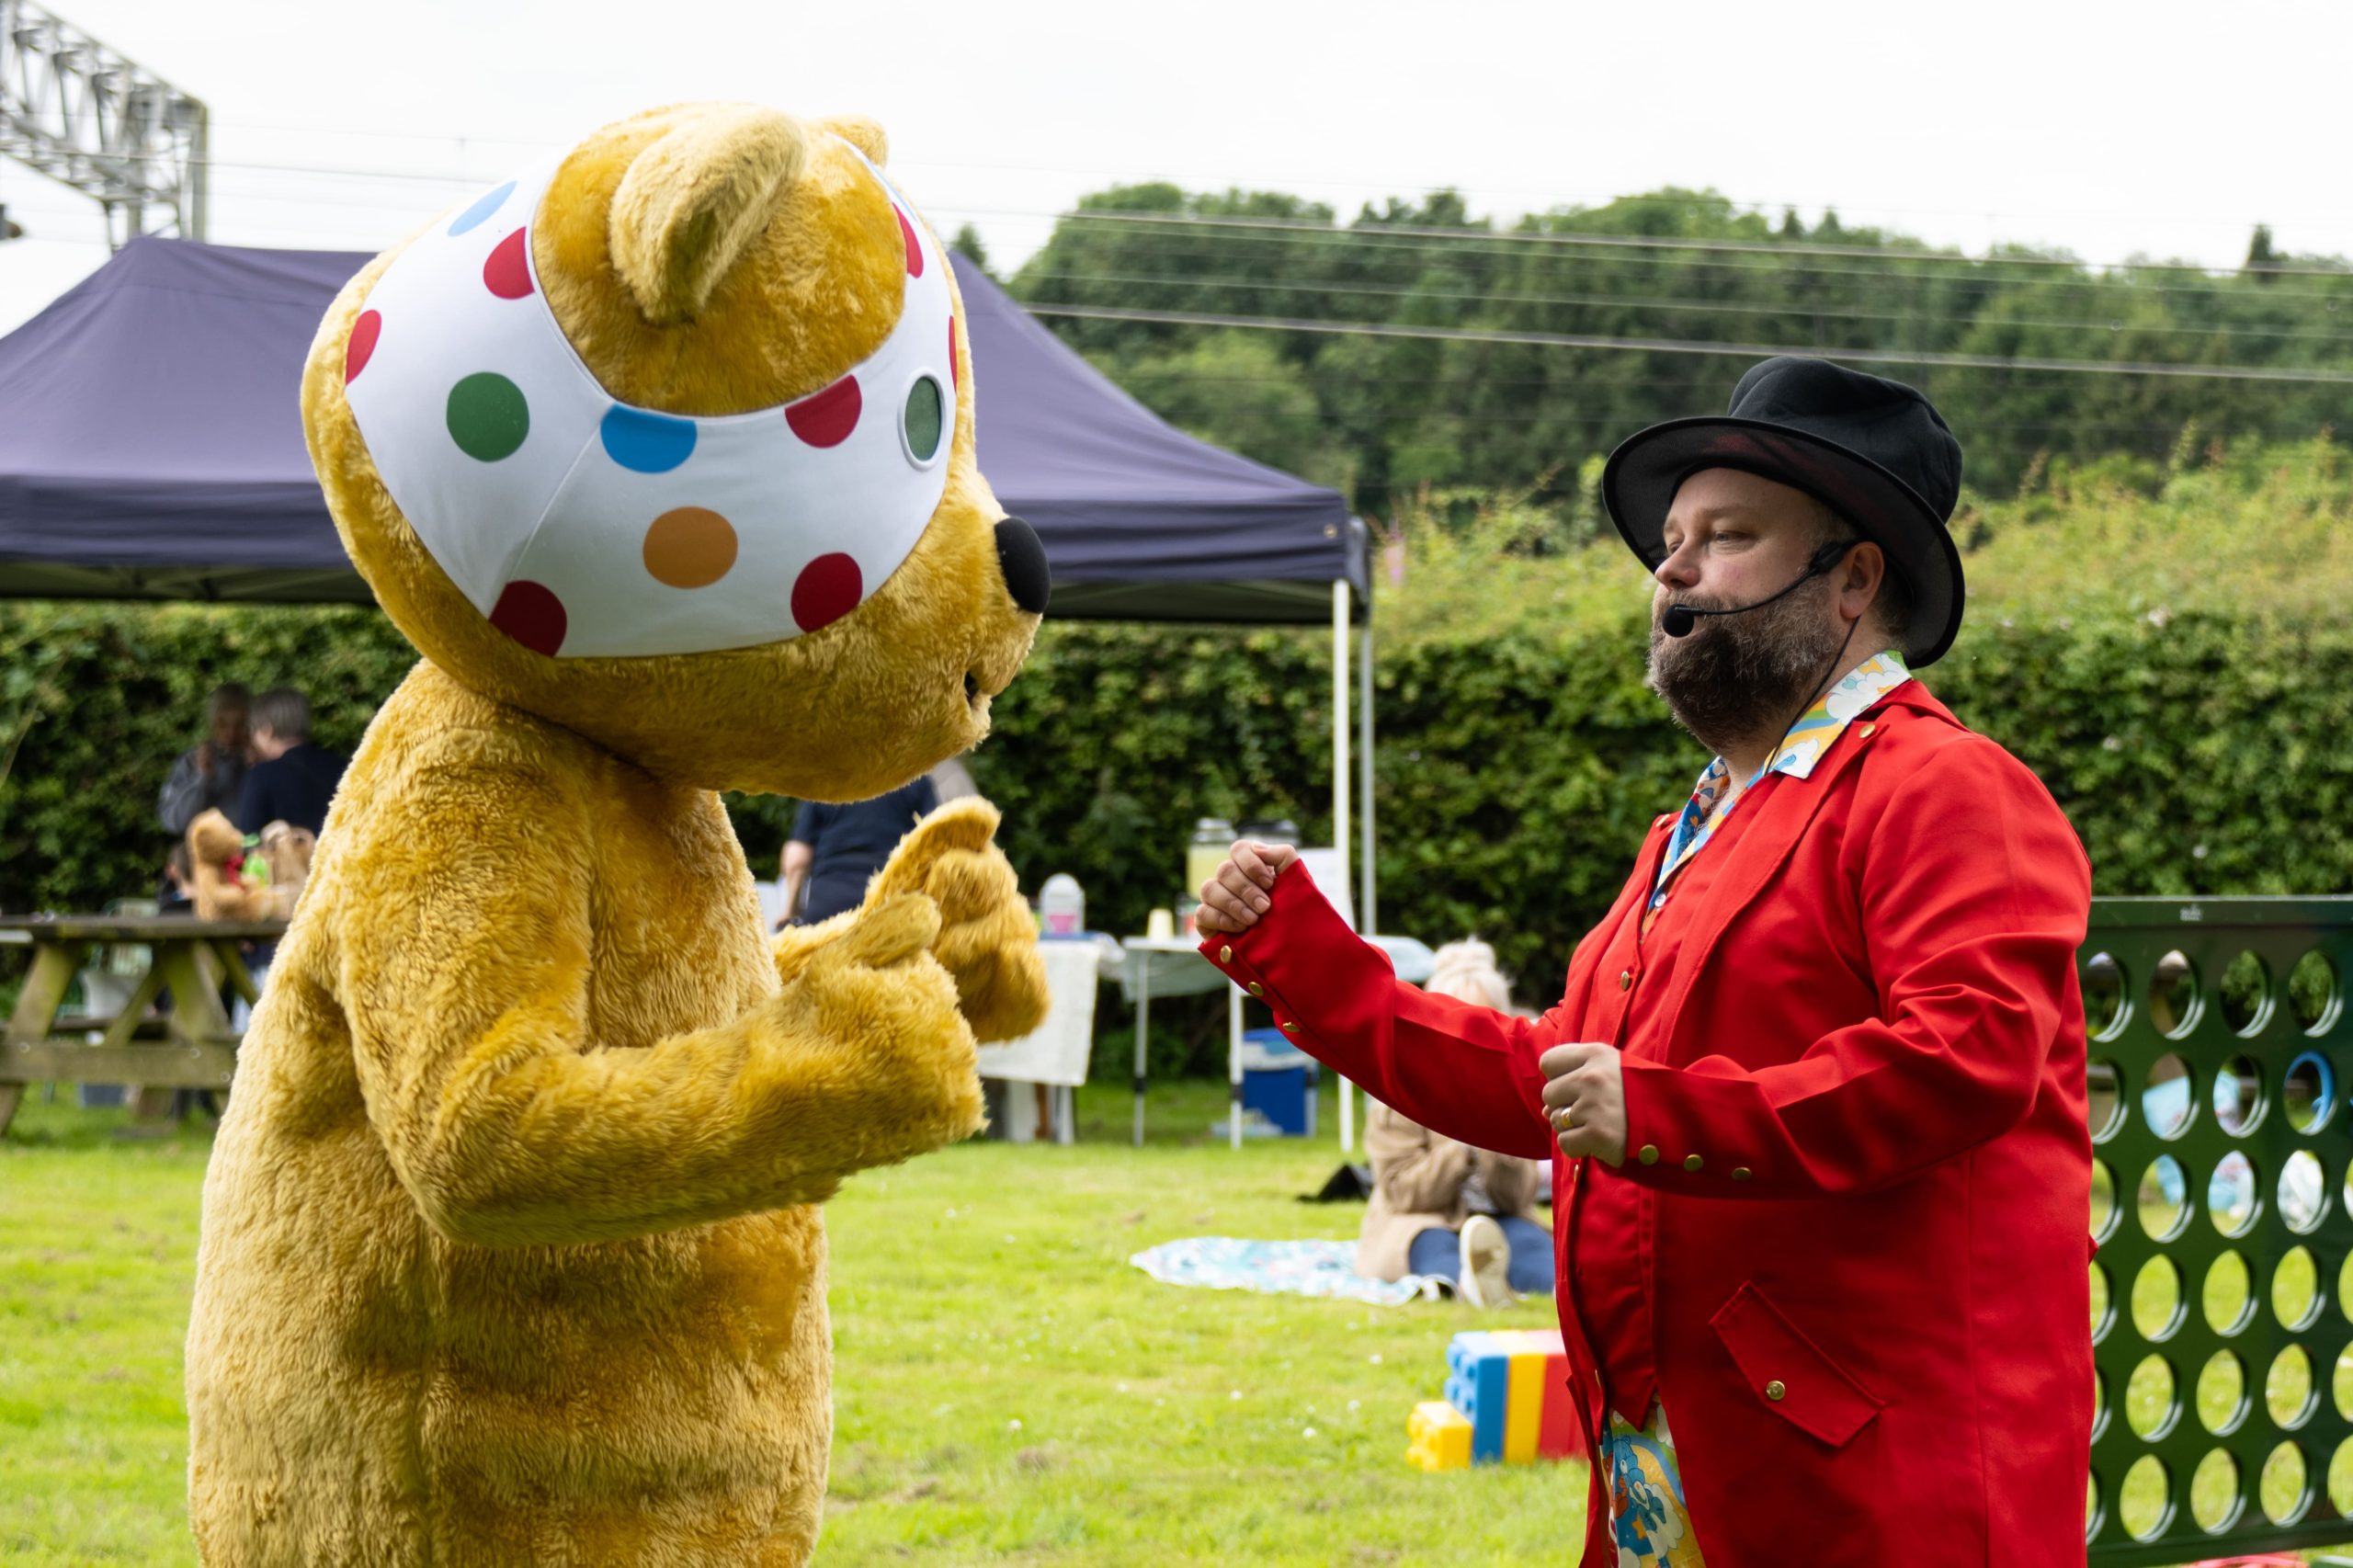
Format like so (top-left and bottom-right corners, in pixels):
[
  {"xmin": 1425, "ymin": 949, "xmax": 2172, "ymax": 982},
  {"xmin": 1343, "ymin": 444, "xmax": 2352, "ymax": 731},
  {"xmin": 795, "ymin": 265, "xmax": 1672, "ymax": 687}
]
[
  {"xmin": 0, "ymin": 604, "xmax": 414, "ymax": 912},
  {"xmin": 976, "ymin": 607, "xmax": 2353, "ymax": 993},
  {"xmin": 6, "ymin": 441, "xmax": 2352, "ymax": 1074}
]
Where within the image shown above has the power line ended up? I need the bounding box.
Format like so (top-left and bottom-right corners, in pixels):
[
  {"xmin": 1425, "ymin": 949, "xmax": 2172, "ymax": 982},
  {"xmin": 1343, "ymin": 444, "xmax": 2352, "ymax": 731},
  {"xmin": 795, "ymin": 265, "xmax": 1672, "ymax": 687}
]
[
  {"xmin": 19, "ymin": 96, "xmax": 2351, "ymax": 244},
  {"xmin": 1120, "ymin": 403, "xmax": 2345, "ymax": 434},
  {"xmin": 17, "ymin": 155, "xmax": 2352, "ymax": 308},
  {"xmin": 34, "ymin": 139, "xmax": 2353, "ymax": 289},
  {"xmin": 1024, "ymin": 302, "xmax": 2353, "ymax": 386},
  {"xmin": 1041, "ymin": 207, "xmax": 2353, "ymax": 280},
  {"xmin": 1101, "ymin": 369, "xmax": 2350, "ymax": 423},
  {"xmin": 1022, "ymin": 267, "xmax": 2353, "ymax": 347},
  {"xmin": 991, "ymin": 210, "xmax": 2353, "ymax": 307}
]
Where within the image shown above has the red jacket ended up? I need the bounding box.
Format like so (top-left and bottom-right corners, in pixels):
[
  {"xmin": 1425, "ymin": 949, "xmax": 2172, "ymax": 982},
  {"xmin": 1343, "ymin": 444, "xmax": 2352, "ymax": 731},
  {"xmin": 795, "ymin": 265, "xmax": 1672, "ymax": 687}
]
[{"xmin": 1202, "ymin": 684, "xmax": 2093, "ymax": 1567}]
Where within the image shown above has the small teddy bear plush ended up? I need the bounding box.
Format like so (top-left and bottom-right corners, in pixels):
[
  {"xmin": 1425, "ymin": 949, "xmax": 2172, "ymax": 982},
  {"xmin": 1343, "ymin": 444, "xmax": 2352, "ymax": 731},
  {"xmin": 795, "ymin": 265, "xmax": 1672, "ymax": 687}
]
[
  {"xmin": 253, "ymin": 821, "xmax": 314, "ymax": 917},
  {"xmin": 183, "ymin": 810, "xmax": 273, "ymax": 923},
  {"xmin": 185, "ymin": 811, "xmax": 312, "ymax": 923},
  {"xmin": 186, "ymin": 103, "xmax": 1051, "ymax": 1568}
]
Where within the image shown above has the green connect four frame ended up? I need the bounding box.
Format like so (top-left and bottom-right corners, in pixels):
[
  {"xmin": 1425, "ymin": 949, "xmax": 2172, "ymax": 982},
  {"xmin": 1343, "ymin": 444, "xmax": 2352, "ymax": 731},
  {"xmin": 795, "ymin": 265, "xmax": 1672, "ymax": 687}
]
[{"xmin": 2085, "ymin": 897, "xmax": 2353, "ymax": 1562}]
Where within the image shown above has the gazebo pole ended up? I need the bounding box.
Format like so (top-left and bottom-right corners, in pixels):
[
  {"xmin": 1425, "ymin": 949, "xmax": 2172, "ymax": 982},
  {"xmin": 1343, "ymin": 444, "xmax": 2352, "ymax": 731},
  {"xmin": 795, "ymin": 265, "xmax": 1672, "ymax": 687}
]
[
  {"xmin": 1352, "ymin": 616, "xmax": 1375, "ymax": 1153},
  {"xmin": 1333, "ymin": 580, "xmax": 1356, "ymax": 1153},
  {"xmin": 1359, "ymin": 618, "xmax": 1376, "ymax": 937}
]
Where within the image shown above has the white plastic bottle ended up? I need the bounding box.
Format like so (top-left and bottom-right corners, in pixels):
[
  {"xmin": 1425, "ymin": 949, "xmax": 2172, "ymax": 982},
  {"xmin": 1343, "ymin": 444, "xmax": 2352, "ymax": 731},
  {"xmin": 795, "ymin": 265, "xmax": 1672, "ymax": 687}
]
[{"xmin": 1040, "ymin": 873, "xmax": 1085, "ymax": 937}]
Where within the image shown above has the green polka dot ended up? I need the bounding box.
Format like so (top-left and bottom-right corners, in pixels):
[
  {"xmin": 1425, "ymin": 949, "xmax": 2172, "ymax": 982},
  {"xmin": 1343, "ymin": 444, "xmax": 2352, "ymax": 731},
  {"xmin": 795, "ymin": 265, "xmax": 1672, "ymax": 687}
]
[
  {"xmin": 903, "ymin": 375, "xmax": 943, "ymax": 462},
  {"xmin": 446, "ymin": 372, "xmax": 529, "ymax": 461}
]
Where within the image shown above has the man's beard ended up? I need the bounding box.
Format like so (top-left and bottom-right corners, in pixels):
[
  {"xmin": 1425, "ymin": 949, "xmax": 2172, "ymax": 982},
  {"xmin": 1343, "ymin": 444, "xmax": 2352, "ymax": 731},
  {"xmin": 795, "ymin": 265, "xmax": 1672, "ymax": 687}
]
[{"xmin": 1644, "ymin": 580, "xmax": 1847, "ymax": 758}]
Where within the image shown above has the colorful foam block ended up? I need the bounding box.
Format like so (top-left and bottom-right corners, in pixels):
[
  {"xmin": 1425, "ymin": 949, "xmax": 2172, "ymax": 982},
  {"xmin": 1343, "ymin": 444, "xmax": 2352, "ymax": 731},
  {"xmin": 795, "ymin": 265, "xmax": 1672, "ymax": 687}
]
[
  {"xmin": 1415, "ymin": 1327, "xmax": 1577, "ymax": 1468},
  {"xmin": 1406, "ymin": 1400, "xmax": 1473, "ymax": 1471},
  {"xmin": 1504, "ymin": 1346, "xmax": 1546, "ymax": 1461},
  {"xmin": 1443, "ymin": 1330, "xmax": 1510, "ymax": 1462}
]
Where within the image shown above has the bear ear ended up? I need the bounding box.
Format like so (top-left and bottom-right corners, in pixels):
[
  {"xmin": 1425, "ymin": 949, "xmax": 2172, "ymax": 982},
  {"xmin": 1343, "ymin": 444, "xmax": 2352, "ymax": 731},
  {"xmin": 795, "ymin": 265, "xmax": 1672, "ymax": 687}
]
[
  {"xmin": 609, "ymin": 104, "xmax": 807, "ymax": 326},
  {"xmin": 812, "ymin": 112, "xmax": 888, "ymax": 167}
]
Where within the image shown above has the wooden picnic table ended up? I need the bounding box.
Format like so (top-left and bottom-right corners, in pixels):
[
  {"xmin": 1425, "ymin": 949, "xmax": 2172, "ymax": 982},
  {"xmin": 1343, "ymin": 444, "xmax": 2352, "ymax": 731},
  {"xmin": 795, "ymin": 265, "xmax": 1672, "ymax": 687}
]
[{"xmin": 0, "ymin": 914, "xmax": 285, "ymax": 1135}]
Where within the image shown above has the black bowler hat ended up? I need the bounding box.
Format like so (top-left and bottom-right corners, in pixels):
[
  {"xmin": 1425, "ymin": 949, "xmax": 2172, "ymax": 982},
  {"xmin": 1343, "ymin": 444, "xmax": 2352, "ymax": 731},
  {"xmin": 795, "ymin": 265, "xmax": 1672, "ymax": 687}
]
[{"xmin": 1600, "ymin": 357, "xmax": 1966, "ymax": 665}]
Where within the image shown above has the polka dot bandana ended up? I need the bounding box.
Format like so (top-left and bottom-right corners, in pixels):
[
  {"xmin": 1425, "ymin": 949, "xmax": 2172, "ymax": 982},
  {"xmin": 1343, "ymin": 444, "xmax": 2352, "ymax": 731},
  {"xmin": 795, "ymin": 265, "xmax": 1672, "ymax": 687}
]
[{"xmin": 341, "ymin": 140, "xmax": 958, "ymax": 659}]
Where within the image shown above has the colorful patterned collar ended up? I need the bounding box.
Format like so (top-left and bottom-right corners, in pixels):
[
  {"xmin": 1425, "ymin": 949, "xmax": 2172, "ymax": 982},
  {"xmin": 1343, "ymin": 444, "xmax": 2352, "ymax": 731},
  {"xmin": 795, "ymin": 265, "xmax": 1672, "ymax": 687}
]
[
  {"xmin": 1765, "ymin": 648, "xmax": 1913, "ymax": 780},
  {"xmin": 1651, "ymin": 649, "xmax": 1912, "ymax": 906}
]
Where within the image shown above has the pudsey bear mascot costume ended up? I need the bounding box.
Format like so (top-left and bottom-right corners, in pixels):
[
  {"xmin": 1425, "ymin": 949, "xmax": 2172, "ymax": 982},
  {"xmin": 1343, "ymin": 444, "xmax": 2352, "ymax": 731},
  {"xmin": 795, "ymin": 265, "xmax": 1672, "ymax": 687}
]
[{"xmin": 184, "ymin": 102, "xmax": 1052, "ymax": 1566}]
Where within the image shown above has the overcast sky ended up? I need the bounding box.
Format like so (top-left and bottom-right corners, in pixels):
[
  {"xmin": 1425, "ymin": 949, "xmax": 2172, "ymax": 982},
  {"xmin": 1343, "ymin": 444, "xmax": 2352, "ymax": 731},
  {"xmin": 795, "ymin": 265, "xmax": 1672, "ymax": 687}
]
[{"xmin": 2, "ymin": 0, "xmax": 2348, "ymax": 336}]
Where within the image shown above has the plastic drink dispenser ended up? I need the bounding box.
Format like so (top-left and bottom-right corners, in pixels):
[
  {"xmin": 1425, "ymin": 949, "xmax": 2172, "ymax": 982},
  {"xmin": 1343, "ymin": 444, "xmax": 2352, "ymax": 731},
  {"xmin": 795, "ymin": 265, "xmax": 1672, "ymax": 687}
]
[{"xmin": 1186, "ymin": 818, "xmax": 1233, "ymax": 906}]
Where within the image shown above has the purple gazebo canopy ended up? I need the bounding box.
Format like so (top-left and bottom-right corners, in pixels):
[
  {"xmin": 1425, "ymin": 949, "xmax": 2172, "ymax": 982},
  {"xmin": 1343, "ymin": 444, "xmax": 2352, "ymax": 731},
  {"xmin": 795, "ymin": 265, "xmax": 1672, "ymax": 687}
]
[{"xmin": 0, "ymin": 238, "xmax": 1362, "ymax": 622}]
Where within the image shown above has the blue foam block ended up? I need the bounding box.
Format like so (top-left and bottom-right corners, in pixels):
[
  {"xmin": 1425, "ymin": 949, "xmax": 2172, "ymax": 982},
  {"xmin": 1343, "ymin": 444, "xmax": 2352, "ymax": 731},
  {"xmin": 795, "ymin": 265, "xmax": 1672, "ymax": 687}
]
[{"xmin": 1445, "ymin": 1331, "xmax": 1510, "ymax": 1463}]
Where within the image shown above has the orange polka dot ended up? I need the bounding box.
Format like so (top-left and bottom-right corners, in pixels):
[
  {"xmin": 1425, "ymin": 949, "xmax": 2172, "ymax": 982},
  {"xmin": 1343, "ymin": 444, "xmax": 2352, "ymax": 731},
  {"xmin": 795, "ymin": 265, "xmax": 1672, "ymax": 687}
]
[{"xmin": 642, "ymin": 506, "xmax": 738, "ymax": 588}]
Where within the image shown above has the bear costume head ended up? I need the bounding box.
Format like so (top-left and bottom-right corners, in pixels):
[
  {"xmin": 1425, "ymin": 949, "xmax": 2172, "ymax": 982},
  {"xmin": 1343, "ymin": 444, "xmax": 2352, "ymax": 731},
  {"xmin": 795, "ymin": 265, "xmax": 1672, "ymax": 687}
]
[{"xmin": 303, "ymin": 103, "xmax": 1047, "ymax": 800}]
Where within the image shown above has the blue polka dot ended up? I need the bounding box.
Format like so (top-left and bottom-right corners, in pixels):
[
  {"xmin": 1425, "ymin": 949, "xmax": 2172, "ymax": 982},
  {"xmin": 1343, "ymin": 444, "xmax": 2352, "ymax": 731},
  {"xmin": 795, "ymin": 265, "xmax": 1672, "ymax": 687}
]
[
  {"xmin": 449, "ymin": 182, "xmax": 517, "ymax": 237},
  {"xmin": 598, "ymin": 405, "xmax": 699, "ymax": 474}
]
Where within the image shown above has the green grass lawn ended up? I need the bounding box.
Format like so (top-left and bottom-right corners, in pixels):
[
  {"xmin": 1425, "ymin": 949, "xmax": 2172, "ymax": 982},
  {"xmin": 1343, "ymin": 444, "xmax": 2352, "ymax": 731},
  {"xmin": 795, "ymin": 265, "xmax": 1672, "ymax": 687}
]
[{"xmin": 1, "ymin": 1079, "xmax": 1578, "ymax": 1566}]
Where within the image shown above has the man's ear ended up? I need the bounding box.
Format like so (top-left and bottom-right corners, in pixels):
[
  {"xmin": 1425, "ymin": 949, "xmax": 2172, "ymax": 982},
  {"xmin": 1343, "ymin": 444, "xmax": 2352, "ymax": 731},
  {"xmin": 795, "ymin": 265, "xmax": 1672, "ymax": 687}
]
[{"xmin": 1847, "ymin": 540, "xmax": 1886, "ymax": 601}]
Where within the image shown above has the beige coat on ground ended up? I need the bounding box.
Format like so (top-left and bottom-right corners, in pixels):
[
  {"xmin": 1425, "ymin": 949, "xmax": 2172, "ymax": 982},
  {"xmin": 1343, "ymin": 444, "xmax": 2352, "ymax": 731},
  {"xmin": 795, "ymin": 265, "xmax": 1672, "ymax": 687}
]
[{"xmin": 1357, "ymin": 1096, "xmax": 1546, "ymax": 1281}]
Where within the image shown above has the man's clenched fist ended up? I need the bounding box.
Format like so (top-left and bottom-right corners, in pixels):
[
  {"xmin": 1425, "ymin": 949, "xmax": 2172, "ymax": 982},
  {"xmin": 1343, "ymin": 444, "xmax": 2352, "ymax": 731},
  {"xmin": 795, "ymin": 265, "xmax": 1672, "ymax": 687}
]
[
  {"xmin": 1540, "ymin": 1040, "xmax": 1627, "ymax": 1166},
  {"xmin": 1195, "ymin": 840, "xmax": 1298, "ymax": 936}
]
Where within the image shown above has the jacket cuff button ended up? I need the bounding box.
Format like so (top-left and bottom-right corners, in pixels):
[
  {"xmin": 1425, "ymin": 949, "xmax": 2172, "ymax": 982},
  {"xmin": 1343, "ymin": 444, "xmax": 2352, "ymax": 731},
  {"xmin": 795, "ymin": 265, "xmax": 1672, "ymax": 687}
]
[
  {"xmin": 1246, "ymin": 982, "xmax": 1264, "ymax": 997},
  {"xmin": 1636, "ymin": 1145, "xmax": 1659, "ymax": 1165},
  {"xmin": 1732, "ymin": 1166, "xmax": 1753, "ymax": 1181},
  {"xmin": 1219, "ymin": 944, "xmax": 1233, "ymax": 964},
  {"xmin": 1683, "ymin": 1153, "xmax": 1704, "ymax": 1172}
]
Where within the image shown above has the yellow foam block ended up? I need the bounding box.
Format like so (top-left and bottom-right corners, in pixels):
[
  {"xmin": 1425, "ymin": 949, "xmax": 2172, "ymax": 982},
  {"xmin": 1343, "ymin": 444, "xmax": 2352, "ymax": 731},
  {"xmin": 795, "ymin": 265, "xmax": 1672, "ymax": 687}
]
[
  {"xmin": 1503, "ymin": 1351, "xmax": 1548, "ymax": 1463},
  {"xmin": 1406, "ymin": 1400, "xmax": 1473, "ymax": 1471}
]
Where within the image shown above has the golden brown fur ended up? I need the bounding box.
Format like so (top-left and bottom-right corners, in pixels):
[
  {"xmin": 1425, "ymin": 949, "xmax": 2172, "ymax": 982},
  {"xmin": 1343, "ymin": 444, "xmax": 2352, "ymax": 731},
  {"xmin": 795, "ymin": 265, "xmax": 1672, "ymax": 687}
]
[{"xmin": 186, "ymin": 103, "xmax": 1047, "ymax": 1567}]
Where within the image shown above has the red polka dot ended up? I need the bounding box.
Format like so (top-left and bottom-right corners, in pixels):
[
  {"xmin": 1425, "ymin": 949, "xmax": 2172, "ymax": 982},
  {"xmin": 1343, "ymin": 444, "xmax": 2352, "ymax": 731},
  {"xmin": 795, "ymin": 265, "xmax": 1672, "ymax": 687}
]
[
  {"xmin": 784, "ymin": 376, "xmax": 861, "ymax": 448},
  {"xmin": 483, "ymin": 228, "xmax": 533, "ymax": 300},
  {"xmin": 948, "ymin": 317, "xmax": 958, "ymax": 391},
  {"xmin": 489, "ymin": 580, "xmax": 566, "ymax": 656},
  {"xmin": 346, "ymin": 311, "xmax": 381, "ymax": 382},
  {"xmin": 790, "ymin": 553, "xmax": 863, "ymax": 632},
  {"xmin": 895, "ymin": 206, "xmax": 923, "ymax": 277}
]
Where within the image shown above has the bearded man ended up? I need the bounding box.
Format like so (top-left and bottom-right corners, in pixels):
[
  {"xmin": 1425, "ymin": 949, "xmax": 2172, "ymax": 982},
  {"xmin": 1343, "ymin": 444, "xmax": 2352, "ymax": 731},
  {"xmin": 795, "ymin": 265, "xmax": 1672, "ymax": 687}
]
[{"xmin": 1197, "ymin": 358, "xmax": 2095, "ymax": 1567}]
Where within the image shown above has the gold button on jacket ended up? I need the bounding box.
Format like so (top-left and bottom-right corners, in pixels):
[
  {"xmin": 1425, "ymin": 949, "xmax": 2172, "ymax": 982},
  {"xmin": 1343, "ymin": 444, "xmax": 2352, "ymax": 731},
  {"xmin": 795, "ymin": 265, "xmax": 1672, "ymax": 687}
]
[
  {"xmin": 1766, "ymin": 1380, "xmax": 1787, "ymax": 1402},
  {"xmin": 1219, "ymin": 945, "xmax": 1233, "ymax": 964},
  {"xmin": 1637, "ymin": 1145, "xmax": 1659, "ymax": 1165},
  {"xmin": 1683, "ymin": 1153, "xmax": 1704, "ymax": 1172}
]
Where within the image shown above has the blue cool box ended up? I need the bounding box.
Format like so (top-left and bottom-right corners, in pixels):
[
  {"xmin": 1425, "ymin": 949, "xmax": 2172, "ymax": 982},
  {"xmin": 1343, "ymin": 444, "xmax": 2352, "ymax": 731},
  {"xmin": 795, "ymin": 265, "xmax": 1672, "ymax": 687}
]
[{"xmin": 1239, "ymin": 1027, "xmax": 1319, "ymax": 1137}]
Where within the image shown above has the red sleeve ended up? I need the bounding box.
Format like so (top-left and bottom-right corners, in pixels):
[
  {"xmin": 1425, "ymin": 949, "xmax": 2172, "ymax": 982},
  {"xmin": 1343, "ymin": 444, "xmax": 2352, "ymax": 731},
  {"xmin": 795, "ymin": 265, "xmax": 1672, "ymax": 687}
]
[
  {"xmin": 1615, "ymin": 735, "xmax": 2091, "ymax": 1198},
  {"xmin": 1202, "ymin": 866, "xmax": 1559, "ymax": 1161}
]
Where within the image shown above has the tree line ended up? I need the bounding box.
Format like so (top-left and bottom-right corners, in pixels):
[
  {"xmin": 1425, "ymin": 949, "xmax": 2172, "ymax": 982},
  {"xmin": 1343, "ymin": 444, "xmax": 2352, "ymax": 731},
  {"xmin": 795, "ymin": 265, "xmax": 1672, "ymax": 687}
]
[{"xmin": 960, "ymin": 187, "xmax": 2353, "ymax": 526}]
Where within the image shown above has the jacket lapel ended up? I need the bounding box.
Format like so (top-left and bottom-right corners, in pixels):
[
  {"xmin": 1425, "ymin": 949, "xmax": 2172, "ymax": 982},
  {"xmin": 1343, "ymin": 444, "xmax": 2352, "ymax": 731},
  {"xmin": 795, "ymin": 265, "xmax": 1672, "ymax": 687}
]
[{"xmin": 1648, "ymin": 686, "xmax": 1950, "ymax": 1051}]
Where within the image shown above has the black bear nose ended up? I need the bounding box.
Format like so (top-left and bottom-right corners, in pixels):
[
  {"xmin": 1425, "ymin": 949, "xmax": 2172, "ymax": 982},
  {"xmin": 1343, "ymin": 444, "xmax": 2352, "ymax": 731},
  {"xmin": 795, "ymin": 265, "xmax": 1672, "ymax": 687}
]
[{"xmin": 995, "ymin": 516, "xmax": 1051, "ymax": 616}]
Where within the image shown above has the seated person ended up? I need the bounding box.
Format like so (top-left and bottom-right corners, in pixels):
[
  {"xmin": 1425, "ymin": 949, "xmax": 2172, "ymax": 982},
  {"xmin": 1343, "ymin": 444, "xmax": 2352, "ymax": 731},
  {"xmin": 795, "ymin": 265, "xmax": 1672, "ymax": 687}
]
[
  {"xmin": 1358, "ymin": 938, "xmax": 1552, "ymax": 1307},
  {"xmin": 161, "ymin": 841, "xmax": 197, "ymax": 915}
]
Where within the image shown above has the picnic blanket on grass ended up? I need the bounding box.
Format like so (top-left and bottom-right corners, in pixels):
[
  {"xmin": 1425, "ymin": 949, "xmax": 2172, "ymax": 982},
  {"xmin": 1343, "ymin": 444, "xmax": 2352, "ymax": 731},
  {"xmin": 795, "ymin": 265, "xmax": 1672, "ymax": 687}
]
[{"xmin": 1129, "ymin": 1236, "xmax": 1433, "ymax": 1305}]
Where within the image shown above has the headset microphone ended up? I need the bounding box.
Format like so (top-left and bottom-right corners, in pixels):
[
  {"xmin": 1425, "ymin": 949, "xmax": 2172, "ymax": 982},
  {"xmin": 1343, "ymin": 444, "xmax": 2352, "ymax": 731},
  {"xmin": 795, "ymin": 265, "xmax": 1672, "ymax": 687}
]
[{"xmin": 1661, "ymin": 540, "xmax": 1855, "ymax": 639}]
